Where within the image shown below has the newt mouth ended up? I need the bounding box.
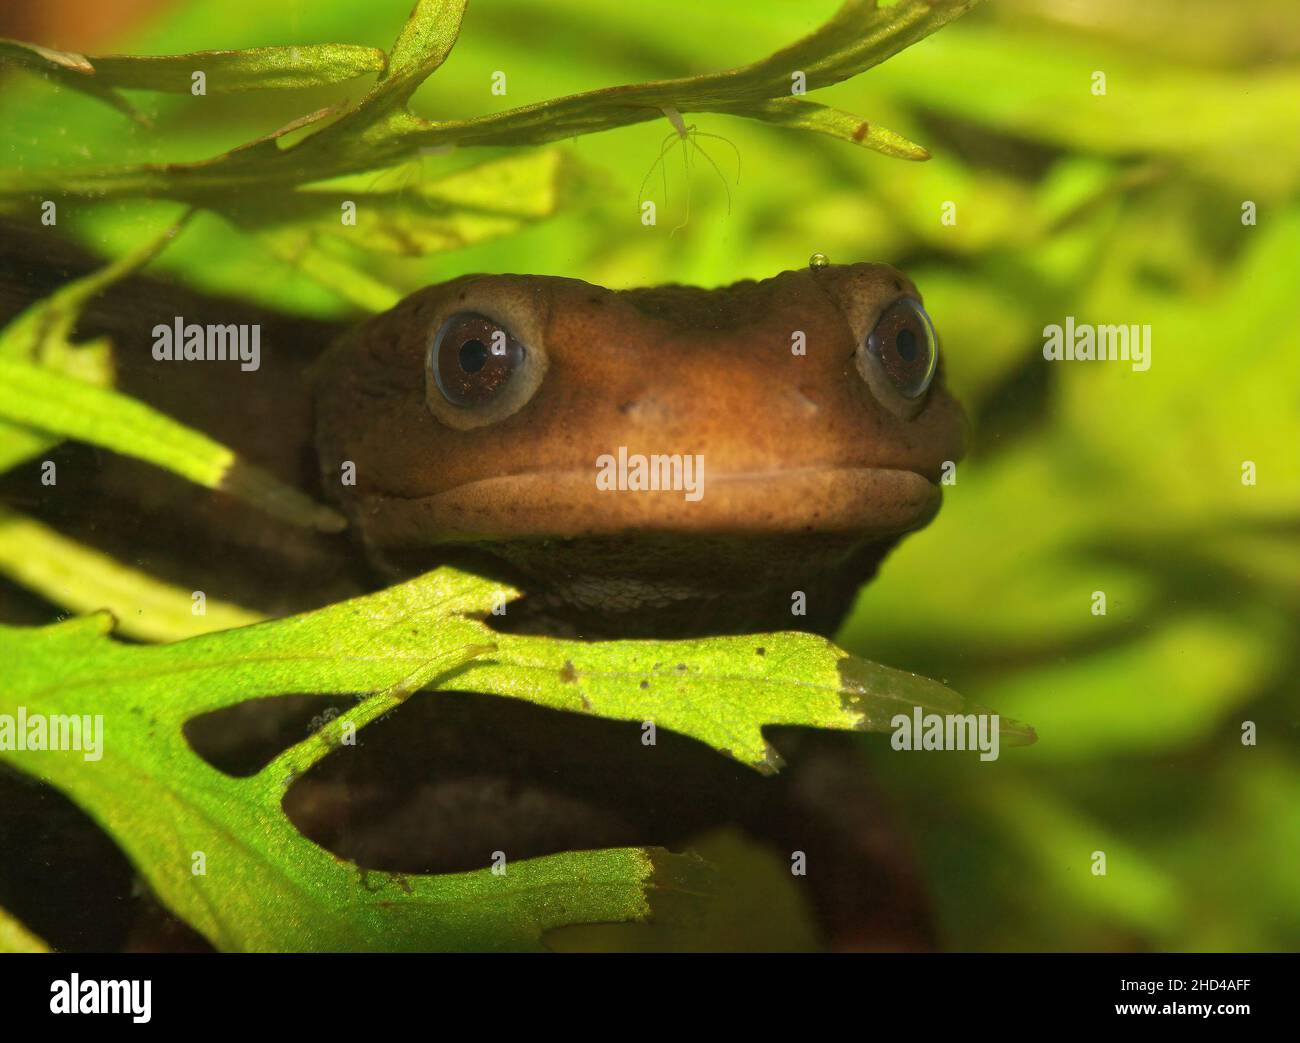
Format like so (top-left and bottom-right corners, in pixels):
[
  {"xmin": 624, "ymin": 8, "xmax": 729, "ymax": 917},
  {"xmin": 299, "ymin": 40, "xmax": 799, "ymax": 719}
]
[{"xmin": 365, "ymin": 466, "xmax": 942, "ymax": 544}]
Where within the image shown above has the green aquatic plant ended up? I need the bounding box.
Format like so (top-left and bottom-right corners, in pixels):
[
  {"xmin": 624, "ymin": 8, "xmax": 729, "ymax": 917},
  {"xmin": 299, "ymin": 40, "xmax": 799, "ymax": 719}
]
[
  {"xmin": 1, "ymin": 0, "xmax": 971, "ymax": 200},
  {"xmin": 1, "ymin": 0, "xmax": 977, "ymax": 311}
]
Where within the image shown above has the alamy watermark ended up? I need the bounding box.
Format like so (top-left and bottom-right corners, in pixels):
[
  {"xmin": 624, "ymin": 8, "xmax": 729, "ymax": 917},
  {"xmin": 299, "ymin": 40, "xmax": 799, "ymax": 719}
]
[
  {"xmin": 50, "ymin": 974, "xmax": 150, "ymax": 1023},
  {"xmin": 595, "ymin": 447, "xmax": 704, "ymax": 502},
  {"xmin": 891, "ymin": 708, "xmax": 1000, "ymax": 762},
  {"xmin": 0, "ymin": 707, "xmax": 102, "ymax": 761},
  {"xmin": 1043, "ymin": 317, "xmax": 1151, "ymax": 372},
  {"xmin": 152, "ymin": 316, "xmax": 261, "ymax": 371}
]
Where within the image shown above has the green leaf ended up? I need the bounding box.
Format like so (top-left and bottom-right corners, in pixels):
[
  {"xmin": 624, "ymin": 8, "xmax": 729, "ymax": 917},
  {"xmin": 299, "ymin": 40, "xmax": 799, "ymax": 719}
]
[
  {"xmin": 0, "ymin": 565, "xmax": 1029, "ymax": 948},
  {"xmin": 731, "ymin": 98, "xmax": 930, "ymax": 160},
  {"xmin": 360, "ymin": 0, "xmax": 976, "ymax": 159},
  {"xmin": 0, "ymin": 358, "xmax": 344, "ymax": 533},
  {"xmin": 0, "ymin": 37, "xmax": 385, "ymax": 100},
  {"xmin": 0, "ymin": 0, "xmax": 980, "ymax": 206},
  {"xmin": 0, "ymin": 905, "xmax": 51, "ymax": 953},
  {"xmin": 867, "ymin": 20, "xmax": 1300, "ymax": 193},
  {"xmin": 0, "ymin": 218, "xmax": 188, "ymax": 474},
  {"xmin": 477, "ymin": 628, "xmax": 1036, "ymax": 771},
  {"xmin": 0, "ymin": 507, "xmax": 266, "ymax": 642},
  {"xmin": 257, "ymin": 230, "xmax": 404, "ymax": 312},
  {"xmin": 88, "ymin": 45, "xmax": 385, "ymax": 93},
  {"xmin": 379, "ymin": 0, "xmax": 469, "ymax": 102},
  {"xmin": 0, "ymin": 569, "xmax": 710, "ymax": 951},
  {"xmin": 242, "ymin": 149, "xmax": 582, "ymax": 308},
  {"xmin": 0, "ymin": 38, "xmax": 149, "ymax": 126},
  {"xmin": 0, "ymin": 425, "xmax": 56, "ymax": 477},
  {"xmin": 291, "ymin": 0, "xmax": 470, "ymax": 150},
  {"xmin": 299, "ymin": 148, "xmax": 580, "ymax": 252}
]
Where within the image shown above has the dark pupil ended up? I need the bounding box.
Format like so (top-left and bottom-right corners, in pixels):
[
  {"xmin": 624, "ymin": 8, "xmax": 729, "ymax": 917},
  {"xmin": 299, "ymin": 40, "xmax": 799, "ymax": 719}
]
[
  {"xmin": 459, "ymin": 338, "xmax": 488, "ymax": 373},
  {"xmin": 895, "ymin": 326, "xmax": 918, "ymax": 362}
]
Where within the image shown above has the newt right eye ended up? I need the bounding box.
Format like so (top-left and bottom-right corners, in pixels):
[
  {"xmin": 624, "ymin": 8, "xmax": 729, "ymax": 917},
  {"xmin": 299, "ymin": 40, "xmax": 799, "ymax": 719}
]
[
  {"xmin": 425, "ymin": 311, "xmax": 544, "ymax": 429},
  {"xmin": 430, "ymin": 313, "xmax": 526, "ymax": 408}
]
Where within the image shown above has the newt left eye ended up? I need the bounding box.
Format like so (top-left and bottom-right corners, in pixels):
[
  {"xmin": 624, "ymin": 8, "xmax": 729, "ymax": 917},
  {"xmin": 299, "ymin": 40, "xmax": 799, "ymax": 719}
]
[{"xmin": 856, "ymin": 298, "xmax": 939, "ymax": 416}]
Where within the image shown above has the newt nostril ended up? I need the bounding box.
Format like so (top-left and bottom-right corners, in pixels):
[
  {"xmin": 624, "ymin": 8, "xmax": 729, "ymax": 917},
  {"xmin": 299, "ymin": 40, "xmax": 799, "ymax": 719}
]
[
  {"xmin": 791, "ymin": 384, "xmax": 823, "ymax": 414},
  {"xmin": 616, "ymin": 397, "xmax": 677, "ymax": 427}
]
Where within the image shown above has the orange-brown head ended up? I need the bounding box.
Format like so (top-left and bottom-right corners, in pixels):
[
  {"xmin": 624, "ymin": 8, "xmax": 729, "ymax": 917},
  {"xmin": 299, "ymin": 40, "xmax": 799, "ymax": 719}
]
[{"xmin": 313, "ymin": 263, "xmax": 966, "ymax": 636}]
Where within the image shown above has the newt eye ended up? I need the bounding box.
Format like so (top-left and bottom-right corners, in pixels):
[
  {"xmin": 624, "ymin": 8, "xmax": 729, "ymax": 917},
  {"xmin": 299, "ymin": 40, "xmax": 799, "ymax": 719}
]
[
  {"xmin": 425, "ymin": 311, "xmax": 544, "ymax": 429},
  {"xmin": 430, "ymin": 312, "xmax": 525, "ymax": 408},
  {"xmin": 857, "ymin": 298, "xmax": 939, "ymax": 416}
]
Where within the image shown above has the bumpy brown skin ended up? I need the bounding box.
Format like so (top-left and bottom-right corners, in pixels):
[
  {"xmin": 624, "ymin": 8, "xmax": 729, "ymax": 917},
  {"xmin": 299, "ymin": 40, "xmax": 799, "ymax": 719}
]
[{"xmin": 313, "ymin": 263, "xmax": 966, "ymax": 638}]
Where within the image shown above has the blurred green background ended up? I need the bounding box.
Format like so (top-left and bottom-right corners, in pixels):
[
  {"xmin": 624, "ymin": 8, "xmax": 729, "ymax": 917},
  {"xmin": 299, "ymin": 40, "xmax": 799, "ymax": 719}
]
[{"xmin": 3, "ymin": 0, "xmax": 1298, "ymax": 951}]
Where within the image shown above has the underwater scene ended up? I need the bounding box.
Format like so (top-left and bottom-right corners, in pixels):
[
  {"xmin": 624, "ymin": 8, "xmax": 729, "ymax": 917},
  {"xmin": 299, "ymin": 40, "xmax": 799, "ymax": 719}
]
[{"xmin": 0, "ymin": 0, "xmax": 1296, "ymax": 973}]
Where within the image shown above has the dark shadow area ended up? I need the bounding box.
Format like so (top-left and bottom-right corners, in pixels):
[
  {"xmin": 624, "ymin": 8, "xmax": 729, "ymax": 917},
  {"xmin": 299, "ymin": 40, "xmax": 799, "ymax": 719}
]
[
  {"xmin": 249, "ymin": 688, "xmax": 942, "ymax": 950},
  {"xmin": 0, "ymin": 765, "xmax": 209, "ymax": 952},
  {"xmin": 184, "ymin": 694, "xmax": 349, "ymax": 778}
]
